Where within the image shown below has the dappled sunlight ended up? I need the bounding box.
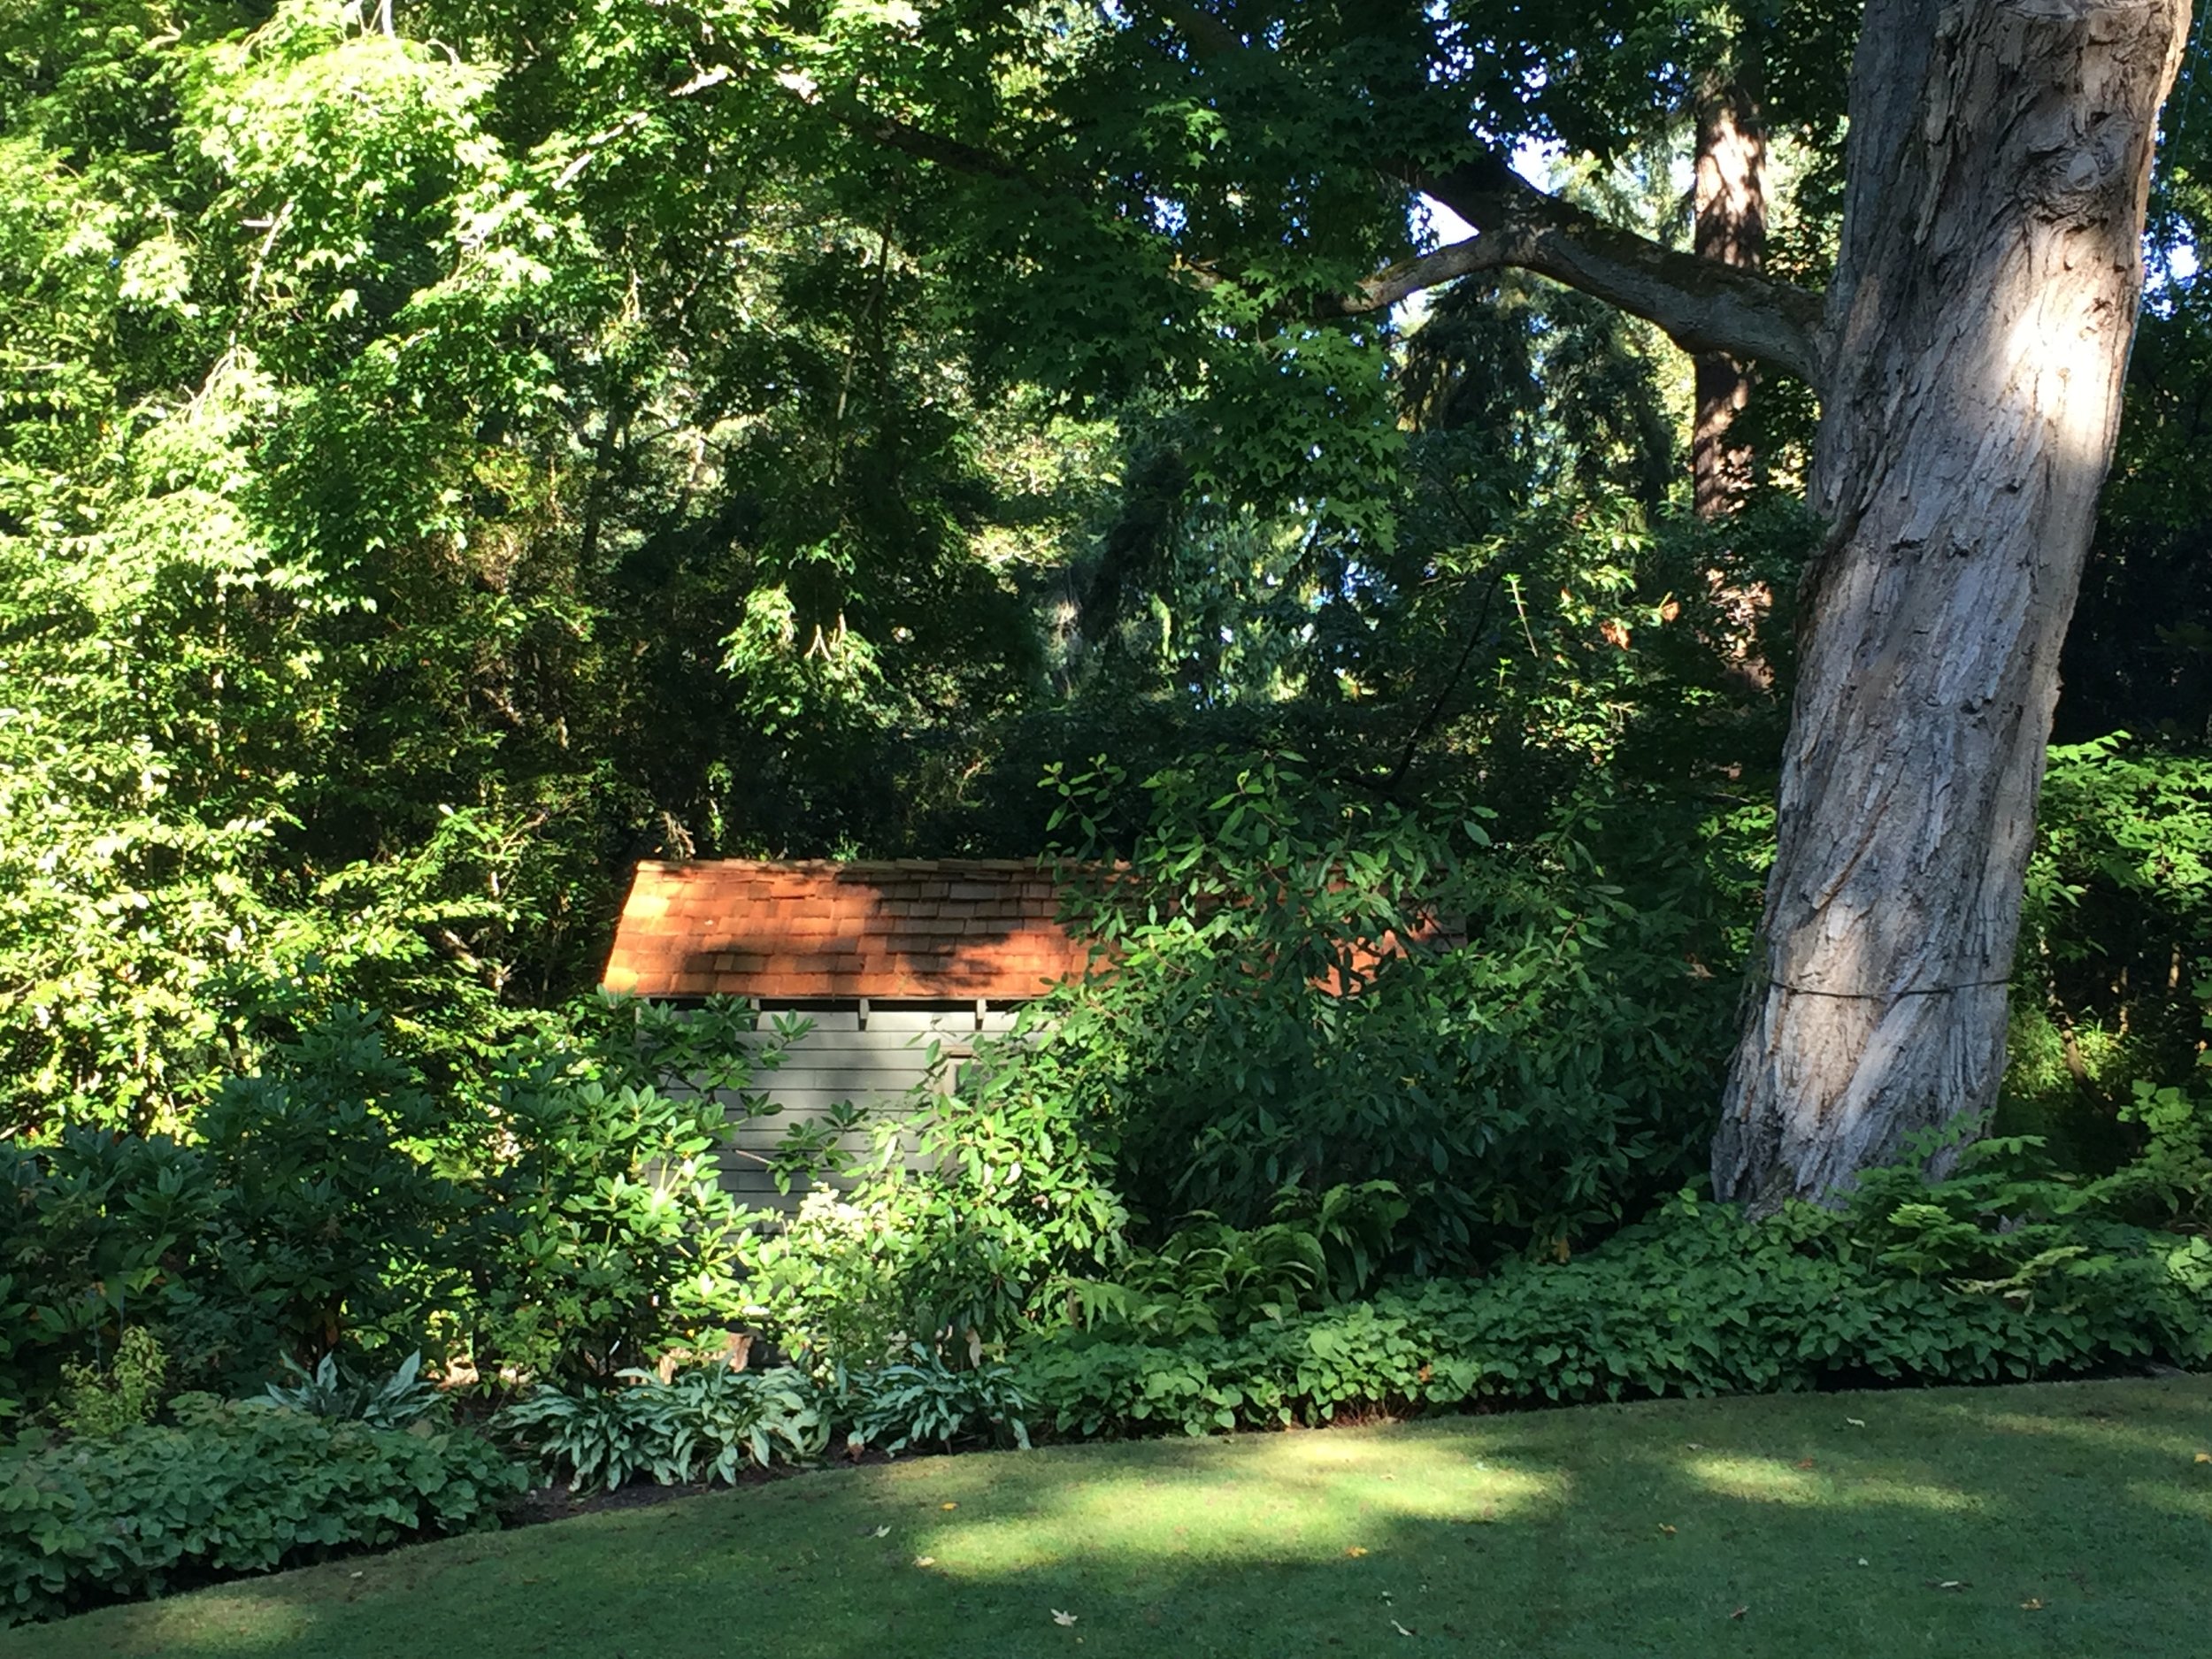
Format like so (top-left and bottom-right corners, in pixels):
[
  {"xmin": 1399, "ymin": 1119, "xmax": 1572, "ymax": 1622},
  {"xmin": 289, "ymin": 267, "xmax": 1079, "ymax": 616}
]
[
  {"xmin": 130, "ymin": 1586, "xmax": 316, "ymax": 1654},
  {"xmin": 1965, "ymin": 1406, "xmax": 2208, "ymax": 1464},
  {"xmin": 2125, "ymin": 1480, "xmax": 2212, "ymax": 1524},
  {"xmin": 1992, "ymin": 271, "xmax": 2131, "ymax": 477},
  {"xmin": 909, "ymin": 1430, "xmax": 1566, "ymax": 1578},
  {"xmin": 1680, "ymin": 1451, "xmax": 1982, "ymax": 1514}
]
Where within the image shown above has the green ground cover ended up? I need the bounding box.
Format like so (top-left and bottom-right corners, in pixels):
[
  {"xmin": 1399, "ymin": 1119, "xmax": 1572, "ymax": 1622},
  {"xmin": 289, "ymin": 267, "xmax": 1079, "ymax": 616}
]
[{"xmin": 15, "ymin": 1376, "xmax": 2212, "ymax": 1659}]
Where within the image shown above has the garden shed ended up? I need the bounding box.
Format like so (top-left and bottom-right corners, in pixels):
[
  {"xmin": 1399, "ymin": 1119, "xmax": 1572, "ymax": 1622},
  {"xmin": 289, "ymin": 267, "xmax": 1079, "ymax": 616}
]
[{"xmin": 602, "ymin": 859, "xmax": 1093, "ymax": 1212}]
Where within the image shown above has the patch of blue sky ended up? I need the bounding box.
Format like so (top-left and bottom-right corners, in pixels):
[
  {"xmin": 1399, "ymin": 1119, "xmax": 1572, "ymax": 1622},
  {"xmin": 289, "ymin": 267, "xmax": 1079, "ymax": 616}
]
[{"xmin": 1400, "ymin": 134, "xmax": 1561, "ymax": 328}]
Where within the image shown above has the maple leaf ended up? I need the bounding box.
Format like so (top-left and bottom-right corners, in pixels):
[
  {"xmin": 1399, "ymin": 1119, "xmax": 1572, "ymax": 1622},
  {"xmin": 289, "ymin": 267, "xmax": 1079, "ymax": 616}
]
[
  {"xmin": 1345, "ymin": 1546, "xmax": 1370, "ymax": 1558},
  {"xmin": 1053, "ymin": 1609, "xmax": 1078, "ymax": 1627}
]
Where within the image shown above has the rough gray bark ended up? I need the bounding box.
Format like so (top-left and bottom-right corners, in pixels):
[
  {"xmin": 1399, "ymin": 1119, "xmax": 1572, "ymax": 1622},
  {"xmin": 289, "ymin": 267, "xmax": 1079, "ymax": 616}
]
[{"xmin": 1711, "ymin": 0, "xmax": 2191, "ymax": 1204}]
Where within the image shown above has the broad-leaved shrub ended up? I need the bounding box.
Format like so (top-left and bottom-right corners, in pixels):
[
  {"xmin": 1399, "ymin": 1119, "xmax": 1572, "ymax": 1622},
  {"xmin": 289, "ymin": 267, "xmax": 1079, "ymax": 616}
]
[
  {"xmin": 0, "ymin": 995, "xmax": 806, "ymax": 1407},
  {"xmin": 1019, "ymin": 754, "xmax": 1730, "ymax": 1267},
  {"xmin": 0, "ymin": 1398, "xmax": 522, "ymax": 1624},
  {"xmin": 1011, "ymin": 1176, "xmax": 2212, "ymax": 1439}
]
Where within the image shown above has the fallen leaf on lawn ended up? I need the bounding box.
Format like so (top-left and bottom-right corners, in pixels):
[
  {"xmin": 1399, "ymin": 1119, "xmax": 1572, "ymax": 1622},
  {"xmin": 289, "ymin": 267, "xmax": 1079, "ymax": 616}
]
[
  {"xmin": 1794, "ymin": 1458, "xmax": 1816, "ymax": 1470},
  {"xmin": 2021, "ymin": 1598, "xmax": 2045, "ymax": 1610},
  {"xmin": 1729, "ymin": 1607, "xmax": 1747, "ymax": 1620},
  {"xmin": 1053, "ymin": 1610, "xmax": 1078, "ymax": 1627},
  {"xmin": 1686, "ymin": 1442, "xmax": 1704, "ymax": 1450},
  {"xmin": 1345, "ymin": 1546, "xmax": 1370, "ymax": 1557},
  {"xmin": 872, "ymin": 1526, "xmax": 891, "ymax": 1538},
  {"xmin": 1931, "ymin": 1580, "xmax": 1970, "ymax": 1592},
  {"xmin": 941, "ymin": 1502, "xmax": 958, "ymax": 1510},
  {"xmin": 2195, "ymin": 1452, "xmax": 2211, "ymax": 1464},
  {"xmin": 1846, "ymin": 1417, "xmax": 1867, "ymax": 1428},
  {"xmin": 1659, "ymin": 1525, "xmax": 1677, "ymax": 1537},
  {"xmin": 1856, "ymin": 1558, "xmax": 1870, "ymax": 1568},
  {"xmin": 912, "ymin": 1556, "xmax": 936, "ymax": 1568},
  {"xmin": 1391, "ymin": 1619, "xmax": 1415, "ymax": 1638}
]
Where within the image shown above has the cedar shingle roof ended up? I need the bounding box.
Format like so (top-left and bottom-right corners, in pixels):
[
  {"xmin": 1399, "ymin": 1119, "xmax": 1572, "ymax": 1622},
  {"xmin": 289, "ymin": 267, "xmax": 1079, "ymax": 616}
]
[{"xmin": 603, "ymin": 859, "xmax": 1091, "ymax": 1002}]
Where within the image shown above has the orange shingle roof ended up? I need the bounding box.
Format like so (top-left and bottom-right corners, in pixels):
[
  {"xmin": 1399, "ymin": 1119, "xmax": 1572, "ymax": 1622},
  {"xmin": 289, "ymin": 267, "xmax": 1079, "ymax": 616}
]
[{"xmin": 603, "ymin": 859, "xmax": 1092, "ymax": 1002}]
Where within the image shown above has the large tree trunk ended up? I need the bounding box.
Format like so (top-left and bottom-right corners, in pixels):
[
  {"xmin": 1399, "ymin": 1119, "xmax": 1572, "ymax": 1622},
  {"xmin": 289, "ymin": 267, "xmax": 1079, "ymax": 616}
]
[
  {"xmin": 1692, "ymin": 65, "xmax": 1768, "ymax": 523},
  {"xmin": 1713, "ymin": 0, "xmax": 2191, "ymax": 1204}
]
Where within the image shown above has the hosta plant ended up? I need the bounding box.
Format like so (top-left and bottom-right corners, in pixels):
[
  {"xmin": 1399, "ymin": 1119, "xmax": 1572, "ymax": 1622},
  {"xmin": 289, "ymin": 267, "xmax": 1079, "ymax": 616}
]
[
  {"xmin": 836, "ymin": 1347, "xmax": 1032, "ymax": 1455},
  {"xmin": 260, "ymin": 1348, "xmax": 442, "ymax": 1431},
  {"xmin": 495, "ymin": 1363, "xmax": 829, "ymax": 1493}
]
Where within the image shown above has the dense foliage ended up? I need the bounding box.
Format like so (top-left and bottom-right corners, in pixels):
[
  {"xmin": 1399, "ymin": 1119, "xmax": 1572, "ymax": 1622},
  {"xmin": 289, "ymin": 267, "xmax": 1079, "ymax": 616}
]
[
  {"xmin": 1013, "ymin": 1129, "xmax": 2212, "ymax": 1439},
  {"xmin": 3, "ymin": 1, "xmax": 2210, "ymax": 1624},
  {"xmin": 2008, "ymin": 737, "xmax": 2212, "ymax": 1164},
  {"xmin": 4, "ymin": 0, "xmax": 2204, "ymax": 1171},
  {"xmin": 1032, "ymin": 753, "xmax": 1737, "ymax": 1265},
  {"xmin": 0, "ymin": 1398, "xmax": 522, "ymax": 1625},
  {"xmin": 0, "ymin": 0, "xmax": 1115, "ymax": 1141},
  {"xmin": 0, "ymin": 996, "xmax": 799, "ymax": 1413}
]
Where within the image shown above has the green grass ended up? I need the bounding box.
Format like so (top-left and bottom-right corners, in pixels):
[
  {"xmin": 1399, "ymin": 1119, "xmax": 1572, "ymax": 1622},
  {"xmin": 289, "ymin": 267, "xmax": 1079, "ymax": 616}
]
[{"xmin": 14, "ymin": 1376, "xmax": 2212, "ymax": 1658}]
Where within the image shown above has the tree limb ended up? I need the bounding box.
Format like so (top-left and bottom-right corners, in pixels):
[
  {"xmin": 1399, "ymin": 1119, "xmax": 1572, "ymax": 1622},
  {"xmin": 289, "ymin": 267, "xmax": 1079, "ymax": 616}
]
[
  {"xmin": 1379, "ymin": 162, "xmax": 1829, "ymax": 391},
  {"xmin": 840, "ymin": 102, "xmax": 1028, "ymax": 182}
]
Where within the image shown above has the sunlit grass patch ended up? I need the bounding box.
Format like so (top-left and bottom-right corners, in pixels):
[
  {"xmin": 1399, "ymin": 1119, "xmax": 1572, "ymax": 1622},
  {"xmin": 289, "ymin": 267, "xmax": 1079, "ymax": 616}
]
[{"xmin": 1680, "ymin": 1450, "xmax": 1982, "ymax": 1512}]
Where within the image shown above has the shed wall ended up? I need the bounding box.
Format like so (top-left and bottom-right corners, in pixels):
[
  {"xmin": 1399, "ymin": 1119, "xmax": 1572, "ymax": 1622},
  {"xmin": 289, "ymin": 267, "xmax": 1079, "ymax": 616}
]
[{"xmin": 718, "ymin": 1002, "xmax": 1023, "ymax": 1215}]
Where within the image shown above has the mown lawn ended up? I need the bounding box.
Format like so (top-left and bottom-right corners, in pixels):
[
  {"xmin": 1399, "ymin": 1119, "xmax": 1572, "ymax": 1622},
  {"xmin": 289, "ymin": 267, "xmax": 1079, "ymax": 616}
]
[{"xmin": 15, "ymin": 1375, "xmax": 2212, "ymax": 1659}]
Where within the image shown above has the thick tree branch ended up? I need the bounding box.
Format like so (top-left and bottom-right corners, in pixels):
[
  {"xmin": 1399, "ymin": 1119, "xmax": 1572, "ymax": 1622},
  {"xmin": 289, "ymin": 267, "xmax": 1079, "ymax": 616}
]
[
  {"xmin": 1356, "ymin": 164, "xmax": 1829, "ymax": 391},
  {"xmin": 1338, "ymin": 236, "xmax": 1510, "ymax": 313},
  {"xmin": 841, "ymin": 103, "xmax": 1028, "ymax": 181}
]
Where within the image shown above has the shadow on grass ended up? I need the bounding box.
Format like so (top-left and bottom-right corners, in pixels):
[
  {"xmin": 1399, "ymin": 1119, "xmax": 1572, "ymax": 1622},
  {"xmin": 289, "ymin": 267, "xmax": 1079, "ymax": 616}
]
[{"xmin": 21, "ymin": 1375, "xmax": 2212, "ymax": 1659}]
